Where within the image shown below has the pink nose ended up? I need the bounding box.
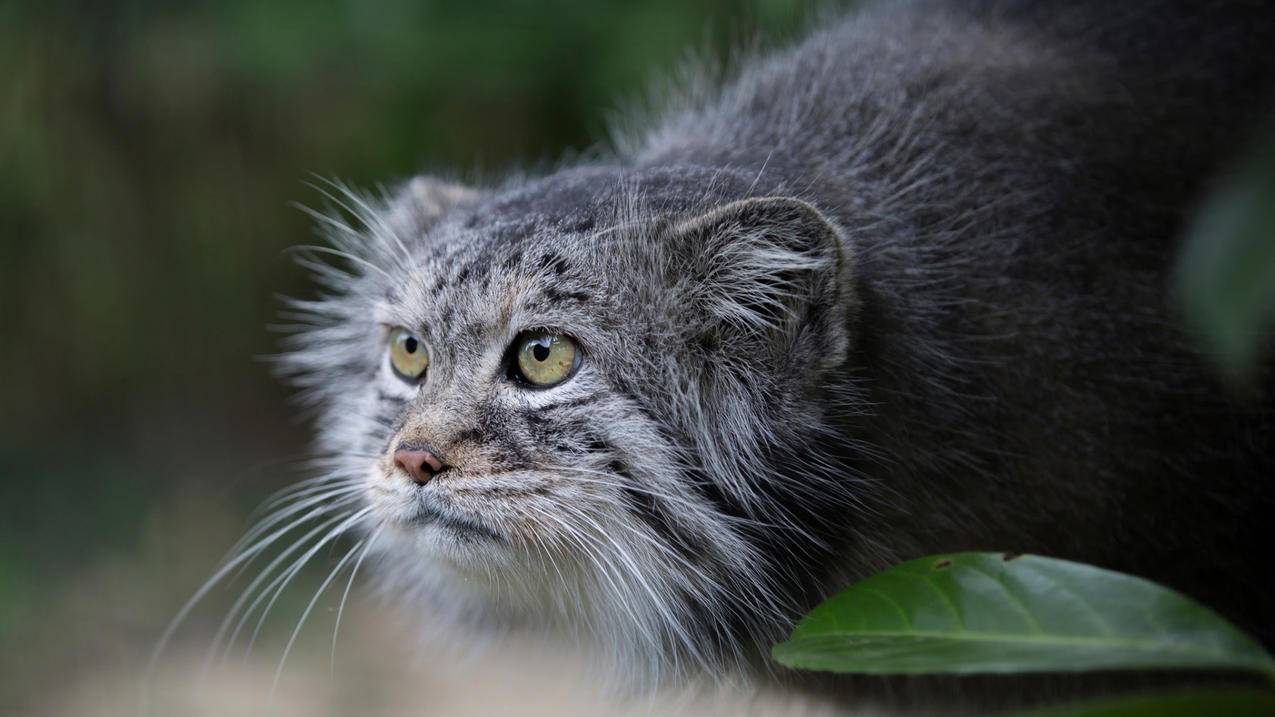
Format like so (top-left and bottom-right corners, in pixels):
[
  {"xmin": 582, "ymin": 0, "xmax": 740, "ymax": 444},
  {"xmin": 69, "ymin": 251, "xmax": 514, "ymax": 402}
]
[{"xmin": 393, "ymin": 446, "xmax": 448, "ymax": 485}]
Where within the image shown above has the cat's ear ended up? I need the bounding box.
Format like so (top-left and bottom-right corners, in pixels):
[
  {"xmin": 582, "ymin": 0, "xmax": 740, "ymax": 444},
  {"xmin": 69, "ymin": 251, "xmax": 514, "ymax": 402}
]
[
  {"xmin": 670, "ymin": 197, "xmax": 853, "ymax": 373},
  {"xmin": 384, "ymin": 175, "xmax": 480, "ymax": 236}
]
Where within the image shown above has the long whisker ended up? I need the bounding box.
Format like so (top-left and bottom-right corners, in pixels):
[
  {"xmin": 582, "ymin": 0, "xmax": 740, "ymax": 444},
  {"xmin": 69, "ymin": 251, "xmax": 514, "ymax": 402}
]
[
  {"xmin": 251, "ymin": 466, "xmax": 363, "ymax": 516},
  {"xmin": 270, "ymin": 537, "xmax": 367, "ymax": 698},
  {"xmin": 283, "ymin": 245, "xmax": 396, "ymax": 284},
  {"xmin": 525, "ymin": 502, "xmax": 679, "ymax": 673},
  {"xmin": 147, "ymin": 497, "xmax": 347, "ymax": 693},
  {"xmin": 308, "ymin": 177, "xmax": 418, "ymax": 275},
  {"xmin": 330, "ymin": 530, "xmax": 379, "ymax": 675},
  {"xmin": 241, "ymin": 507, "xmax": 372, "ymax": 660},
  {"xmin": 206, "ymin": 509, "xmax": 355, "ymax": 674},
  {"xmin": 227, "ymin": 484, "xmax": 364, "ymax": 565}
]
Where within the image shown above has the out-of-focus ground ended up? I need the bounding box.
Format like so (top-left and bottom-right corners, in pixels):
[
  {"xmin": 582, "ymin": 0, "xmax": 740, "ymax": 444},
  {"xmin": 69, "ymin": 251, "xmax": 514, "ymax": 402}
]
[
  {"xmin": 0, "ymin": 1, "xmax": 854, "ymax": 714},
  {"xmin": 31, "ymin": 515, "xmax": 846, "ymax": 716}
]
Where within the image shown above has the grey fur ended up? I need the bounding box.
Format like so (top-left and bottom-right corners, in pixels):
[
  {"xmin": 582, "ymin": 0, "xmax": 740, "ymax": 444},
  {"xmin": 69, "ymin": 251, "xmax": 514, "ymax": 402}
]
[{"xmin": 266, "ymin": 0, "xmax": 1275, "ymax": 707}]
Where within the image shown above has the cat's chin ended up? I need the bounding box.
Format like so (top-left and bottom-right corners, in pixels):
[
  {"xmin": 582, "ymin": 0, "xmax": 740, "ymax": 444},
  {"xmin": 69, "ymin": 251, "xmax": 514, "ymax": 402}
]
[
  {"xmin": 368, "ymin": 482, "xmax": 512, "ymax": 571},
  {"xmin": 386, "ymin": 520, "xmax": 511, "ymax": 573}
]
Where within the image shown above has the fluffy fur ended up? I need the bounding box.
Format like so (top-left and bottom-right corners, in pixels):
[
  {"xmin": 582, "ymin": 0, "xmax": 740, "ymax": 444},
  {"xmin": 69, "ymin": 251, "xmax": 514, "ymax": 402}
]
[{"xmin": 245, "ymin": 0, "xmax": 1275, "ymax": 706}]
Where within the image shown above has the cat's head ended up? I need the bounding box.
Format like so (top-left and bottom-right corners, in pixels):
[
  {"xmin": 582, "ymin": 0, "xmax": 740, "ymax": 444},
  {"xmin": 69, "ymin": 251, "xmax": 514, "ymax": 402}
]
[{"xmin": 279, "ymin": 166, "xmax": 867, "ymax": 679}]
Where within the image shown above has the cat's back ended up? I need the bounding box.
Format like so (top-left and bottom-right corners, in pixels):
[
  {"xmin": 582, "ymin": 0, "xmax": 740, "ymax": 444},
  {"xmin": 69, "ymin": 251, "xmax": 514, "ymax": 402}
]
[
  {"xmin": 633, "ymin": 0, "xmax": 1275, "ymax": 212},
  {"xmin": 628, "ymin": 0, "xmax": 1275, "ymax": 418},
  {"xmin": 632, "ymin": 0, "xmax": 1275, "ymax": 641}
]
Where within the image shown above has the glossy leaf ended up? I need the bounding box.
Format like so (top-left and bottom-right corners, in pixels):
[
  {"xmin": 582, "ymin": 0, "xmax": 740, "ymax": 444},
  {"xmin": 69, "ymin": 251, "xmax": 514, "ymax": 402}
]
[{"xmin": 772, "ymin": 553, "xmax": 1275, "ymax": 677}]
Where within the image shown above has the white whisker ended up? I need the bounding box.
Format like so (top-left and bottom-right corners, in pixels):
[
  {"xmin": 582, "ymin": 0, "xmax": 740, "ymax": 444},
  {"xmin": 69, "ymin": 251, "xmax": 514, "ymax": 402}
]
[
  {"xmin": 270, "ymin": 537, "xmax": 367, "ymax": 698},
  {"xmin": 330, "ymin": 530, "xmax": 379, "ymax": 675}
]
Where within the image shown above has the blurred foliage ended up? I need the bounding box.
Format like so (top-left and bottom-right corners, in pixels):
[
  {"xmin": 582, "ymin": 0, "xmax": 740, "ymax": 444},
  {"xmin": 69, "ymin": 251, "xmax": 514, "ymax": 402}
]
[
  {"xmin": 1177, "ymin": 120, "xmax": 1275, "ymax": 383},
  {"xmin": 0, "ymin": 0, "xmax": 809, "ymax": 708}
]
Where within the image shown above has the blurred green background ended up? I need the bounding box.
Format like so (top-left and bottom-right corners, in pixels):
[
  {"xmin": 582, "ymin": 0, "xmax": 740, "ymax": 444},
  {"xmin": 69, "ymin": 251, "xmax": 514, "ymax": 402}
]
[{"xmin": 0, "ymin": 2, "xmax": 812, "ymax": 714}]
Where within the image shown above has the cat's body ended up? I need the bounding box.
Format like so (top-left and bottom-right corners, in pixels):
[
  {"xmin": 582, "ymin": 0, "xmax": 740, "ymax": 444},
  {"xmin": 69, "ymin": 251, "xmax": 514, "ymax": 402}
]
[{"xmin": 279, "ymin": 0, "xmax": 1275, "ymax": 710}]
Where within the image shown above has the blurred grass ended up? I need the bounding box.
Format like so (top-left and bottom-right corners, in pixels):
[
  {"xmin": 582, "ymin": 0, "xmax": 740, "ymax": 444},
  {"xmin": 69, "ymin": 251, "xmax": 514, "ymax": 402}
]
[{"xmin": 0, "ymin": 1, "xmax": 810, "ymax": 712}]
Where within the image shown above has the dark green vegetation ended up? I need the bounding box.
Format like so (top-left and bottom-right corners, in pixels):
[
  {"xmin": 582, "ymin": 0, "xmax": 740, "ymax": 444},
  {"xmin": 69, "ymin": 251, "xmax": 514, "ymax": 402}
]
[
  {"xmin": 773, "ymin": 553, "xmax": 1275, "ymax": 678},
  {"xmin": 773, "ymin": 554, "xmax": 1275, "ymax": 714}
]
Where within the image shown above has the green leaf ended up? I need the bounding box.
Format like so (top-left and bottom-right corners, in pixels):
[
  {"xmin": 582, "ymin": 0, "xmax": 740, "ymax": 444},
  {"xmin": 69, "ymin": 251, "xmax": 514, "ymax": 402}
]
[
  {"xmin": 1020, "ymin": 689, "xmax": 1275, "ymax": 717},
  {"xmin": 1177, "ymin": 122, "xmax": 1275, "ymax": 381},
  {"xmin": 772, "ymin": 552, "xmax": 1275, "ymax": 677}
]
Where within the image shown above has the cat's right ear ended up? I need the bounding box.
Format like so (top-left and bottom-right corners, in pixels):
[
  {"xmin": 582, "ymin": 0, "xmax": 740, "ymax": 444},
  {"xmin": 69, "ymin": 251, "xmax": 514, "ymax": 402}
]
[
  {"xmin": 384, "ymin": 175, "xmax": 480, "ymax": 237},
  {"xmin": 666, "ymin": 196, "xmax": 855, "ymax": 376}
]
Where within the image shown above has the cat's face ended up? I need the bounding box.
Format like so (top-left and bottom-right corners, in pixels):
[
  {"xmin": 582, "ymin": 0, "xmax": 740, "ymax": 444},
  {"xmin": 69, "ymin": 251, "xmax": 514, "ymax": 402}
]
[{"xmin": 281, "ymin": 168, "xmax": 861, "ymax": 676}]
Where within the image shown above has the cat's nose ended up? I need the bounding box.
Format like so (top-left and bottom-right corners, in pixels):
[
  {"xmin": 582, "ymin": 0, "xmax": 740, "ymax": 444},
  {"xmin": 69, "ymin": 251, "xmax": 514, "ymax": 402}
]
[{"xmin": 393, "ymin": 445, "xmax": 449, "ymax": 485}]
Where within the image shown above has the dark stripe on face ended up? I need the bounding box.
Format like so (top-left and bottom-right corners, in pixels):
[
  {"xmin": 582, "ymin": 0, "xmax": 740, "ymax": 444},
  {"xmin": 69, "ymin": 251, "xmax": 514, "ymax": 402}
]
[
  {"xmin": 522, "ymin": 400, "xmax": 605, "ymax": 437},
  {"xmin": 683, "ymin": 466, "xmax": 750, "ymax": 522},
  {"xmin": 534, "ymin": 416, "xmax": 591, "ymax": 453},
  {"xmin": 543, "ymin": 286, "xmax": 592, "ymax": 304},
  {"xmin": 502, "ymin": 249, "xmax": 524, "ymax": 270},
  {"xmin": 453, "ymin": 482, "xmax": 551, "ymax": 499},
  {"xmin": 376, "ymin": 388, "xmax": 406, "ymax": 404},
  {"xmin": 536, "ymin": 253, "xmax": 569, "ymax": 276},
  {"xmin": 374, "ymin": 408, "xmax": 401, "ymax": 432},
  {"xmin": 609, "ymin": 379, "xmax": 660, "ymax": 425},
  {"xmin": 476, "ymin": 404, "xmax": 534, "ymax": 466},
  {"xmin": 540, "ymin": 395, "xmax": 602, "ymax": 412}
]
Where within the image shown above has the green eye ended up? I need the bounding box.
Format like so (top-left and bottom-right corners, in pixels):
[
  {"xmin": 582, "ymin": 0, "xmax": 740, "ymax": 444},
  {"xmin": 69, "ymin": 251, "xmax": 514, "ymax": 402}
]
[
  {"xmin": 388, "ymin": 327, "xmax": 429, "ymax": 381},
  {"xmin": 512, "ymin": 331, "xmax": 580, "ymax": 387}
]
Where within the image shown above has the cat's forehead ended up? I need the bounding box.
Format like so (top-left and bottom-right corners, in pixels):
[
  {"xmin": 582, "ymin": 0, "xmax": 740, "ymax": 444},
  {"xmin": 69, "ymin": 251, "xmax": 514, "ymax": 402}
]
[
  {"xmin": 428, "ymin": 171, "xmax": 623, "ymax": 264},
  {"xmin": 377, "ymin": 181, "xmax": 618, "ymax": 346},
  {"xmin": 372, "ymin": 165, "xmax": 747, "ymax": 339}
]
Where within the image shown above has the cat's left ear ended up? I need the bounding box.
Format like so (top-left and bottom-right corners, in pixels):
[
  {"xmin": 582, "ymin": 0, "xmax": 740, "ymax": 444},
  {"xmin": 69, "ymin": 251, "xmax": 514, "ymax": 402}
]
[
  {"xmin": 670, "ymin": 196, "xmax": 854, "ymax": 374},
  {"xmin": 384, "ymin": 175, "xmax": 480, "ymax": 236}
]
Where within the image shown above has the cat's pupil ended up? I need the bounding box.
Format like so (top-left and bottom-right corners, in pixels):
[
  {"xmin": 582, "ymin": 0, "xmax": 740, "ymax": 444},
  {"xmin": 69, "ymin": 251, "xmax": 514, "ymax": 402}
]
[
  {"xmin": 532, "ymin": 343, "xmax": 550, "ymax": 362},
  {"xmin": 404, "ymin": 337, "xmax": 418, "ymax": 354}
]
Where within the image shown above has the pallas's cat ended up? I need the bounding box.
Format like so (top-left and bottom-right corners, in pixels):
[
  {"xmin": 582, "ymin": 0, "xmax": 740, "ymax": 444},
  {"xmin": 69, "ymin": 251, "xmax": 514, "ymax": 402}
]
[{"xmin": 213, "ymin": 0, "xmax": 1275, "ymax": 707}]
